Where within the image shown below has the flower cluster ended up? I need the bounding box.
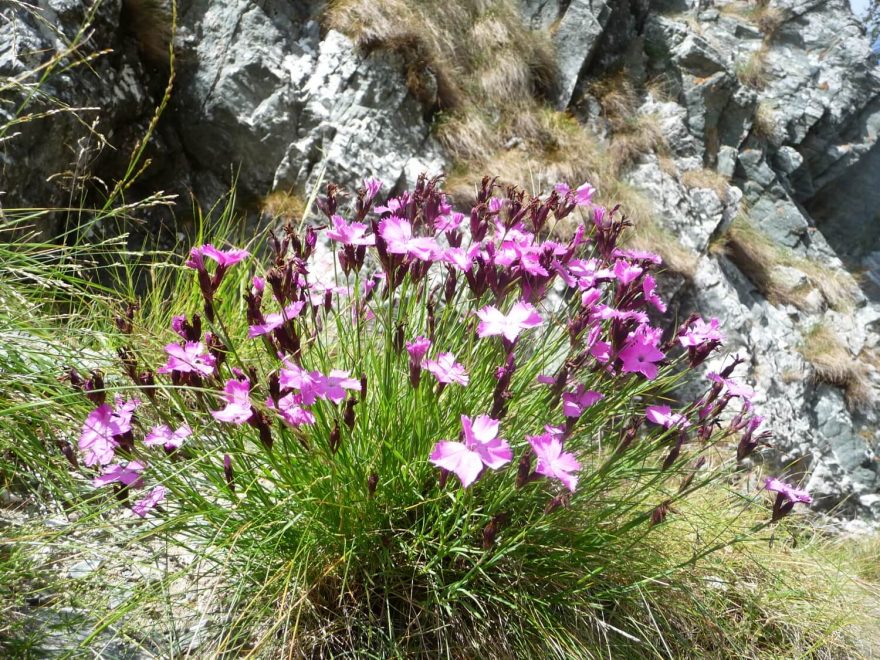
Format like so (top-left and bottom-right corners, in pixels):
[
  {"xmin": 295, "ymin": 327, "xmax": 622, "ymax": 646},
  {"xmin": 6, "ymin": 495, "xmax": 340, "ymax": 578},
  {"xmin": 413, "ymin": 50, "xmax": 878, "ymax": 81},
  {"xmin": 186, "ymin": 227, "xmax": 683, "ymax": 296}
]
[{"xmin": 65, "ymin": 175, "xmax": 810, "ymax": 528}]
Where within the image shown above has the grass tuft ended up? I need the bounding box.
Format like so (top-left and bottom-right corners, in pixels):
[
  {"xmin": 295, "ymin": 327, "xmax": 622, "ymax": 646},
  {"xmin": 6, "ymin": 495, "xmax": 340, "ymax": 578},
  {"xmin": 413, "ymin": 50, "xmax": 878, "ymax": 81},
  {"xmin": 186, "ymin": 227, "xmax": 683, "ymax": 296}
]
[
  {"xmin": 714, "ymin": 216, "xmax": 858, "ymax": 312},
  {"xmin": 799, "ymin": 323, "xmax": 874, "ymax": 409}
]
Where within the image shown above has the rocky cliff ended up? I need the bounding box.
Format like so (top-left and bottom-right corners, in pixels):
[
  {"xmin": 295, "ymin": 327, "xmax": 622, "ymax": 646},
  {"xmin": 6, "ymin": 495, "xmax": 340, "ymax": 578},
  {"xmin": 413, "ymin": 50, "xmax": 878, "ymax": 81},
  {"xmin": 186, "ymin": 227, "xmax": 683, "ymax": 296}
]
[{"xmin": 2, "ymin": 0, "xmax": 879, "ymax": 519}]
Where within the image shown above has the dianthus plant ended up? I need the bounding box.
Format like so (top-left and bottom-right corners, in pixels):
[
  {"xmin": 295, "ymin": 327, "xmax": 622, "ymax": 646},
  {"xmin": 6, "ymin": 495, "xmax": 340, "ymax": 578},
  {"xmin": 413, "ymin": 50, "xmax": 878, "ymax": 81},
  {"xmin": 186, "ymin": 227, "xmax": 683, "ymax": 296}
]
[{"xmin": 60, "ymin": 175, "xmax": 809, "ymax": 655}]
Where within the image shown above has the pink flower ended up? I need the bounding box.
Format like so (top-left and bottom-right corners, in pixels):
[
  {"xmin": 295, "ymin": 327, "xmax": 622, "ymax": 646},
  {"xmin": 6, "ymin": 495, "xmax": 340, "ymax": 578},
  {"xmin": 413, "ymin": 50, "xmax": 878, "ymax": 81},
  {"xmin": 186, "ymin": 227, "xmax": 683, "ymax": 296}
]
[
  {"xmin": 267, "ymin": 394, "xmax": 315, "ymax": 427},
  {"xmin": 441, "ymin": 247, "xmax": 473, "ymax": 272},
  {"xmin": 476, "ymin": 302, "xmax": 543, "ymax": 342},
  {"xmin": 78, "ymin": 398, "xmax": 140, "ymax": 467},
  {"xmin": 144, "ymin": 423, "xmax": 192, "ymax": 450},
  {"xmin": 93, "ymin": 460, "xmax": 147, "ymax": 488},
  {"xmin": 528, "ymin": 432, "xmax": 581, "ymax": 492},
  {"xmin": 562, "ymin": 386, "xmax": 604, "ymax": 418},
  {"xmin": 326, "ymin": 215, "xmax": 375, "ymax": 246},
  {"xmin": 435, "ymin": 211, "xmax": 464, "ymax": 232},
  {"xmin": 320, "ymin": 370, "xmax": 361, "ymax": 404},
  {"xmin": 613, "ymin": 259, "xmax": 643, "ymax": 285},
  {"xmin": 425, "ymin": 352, "xmax": 469, "ymax": 386},
  {"xmin": 679, "ymin": 317, "xmax": 723, "ymax": 348},
  {"xmin": 247, "ymin": 302, "xmax": 306, "ymax": 338},
  {"xmin": 277, "ymin": 363, "xmax": 360, "ymax": 404},
  {"xmin": 198, "ymin": 244, "xmax": 250, "ymax": 267},
  {"xmin": 132, "ymin": 485, "xmax": 167, "ymax": 518},
  {"xmin": 574, "ymin": 182, "xmax": 595, "ymax": 206},
  {"xmin": 364, "ymin": 176, "xmax": 382, "ymax": 201},
  {"xmin": 429, "ymin": 415, "xmax": 512, "ymax": 487},
  {"xmin": 406, "ymin": 336, "xmax": 432, "ymax": 365},
  {"xmin": 645, "ymin": 405, "xmax": 690, "ymax": 429},
  {"xmin": 642, "ymin": 275, "xmax": 667, "ymax": 313},
  {"xmin": 707, "ymin": 372, "xmax": 755, "ymax": 401},
  {"xmin": 378, "ymin": 216, "xmax": 441, "ymax": 260},
  {"xmin": 765, "ymin": 478, "xmax": 812, "ymax": 504},
  {"xmin": 618, "ymin": 326, "xmax": 666, "ymax": 380},
  {"xmin": 212, "ymin": 379, "xmax": 253, "ymax": 424},
  {"xmin": 157, "ymin": 341, "xmax": 216, "ymax": 376},
  {"xmin": 612, "ymin": 248, "xmax": 663, "ymax": 265},
  {"xmin": 278, "ymin": 364, "xmax": 324, "ymax": 405},
  {"xmin": 252, "ymin": 275, "xmax": 265, "ymax": 293}
]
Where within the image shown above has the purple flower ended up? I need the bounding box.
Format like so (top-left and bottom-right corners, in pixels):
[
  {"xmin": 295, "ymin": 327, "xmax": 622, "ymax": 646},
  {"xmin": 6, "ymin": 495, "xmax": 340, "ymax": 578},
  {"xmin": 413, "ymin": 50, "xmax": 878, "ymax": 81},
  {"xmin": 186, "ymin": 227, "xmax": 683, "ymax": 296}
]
[
  {"xmin": 562, "ymin": 386, "xmax": 604, "ymax": 418},
  {"xmin": 645, "ymin": 405, "xmax": 690, "ymax": 429},
  {"xmin": 476, "ymin": 302, "xmax": 543, "ymax": 342},
  {"xmin": 435, "ymin": 211, "xmax": 464, "ymax": 233},
  {"xmin": 378, "ymin": 215, "xmax": 441, "ymax": 261},
  {"xmin": 574, "ymin": 182, "xmax": 595, "ymax": 206},
  {"xmin": 618, "ymin": 326, "xmax": 666, "ymax": 380},
  {"xmin": 277, "ymin": 363, "xmax": 360, "ymax": 404},
  {"xmin": 278, "ymin": 364, "xmax": 325, "ymax": 405},
  {"xmin": 320, "ymin": 370, "xmax": 361, "ymax": 404},
  {"xmin": 247, "ymin": 302, "xmax": 306, "ymax": 338},
  {"xmin": 707, "ymin": 372, "xmax": 755, "ymax": 401},
  {"xmin": 267, "ymin": 393, "xmax": 315, "ymax": 427},
  {"xmin": 406, "ymin": 336, "xmax": 432, "ymax": 366},
  {"xmin": 132, "ymin": 485, "xmax": 166, "ymax": 518},
  {"xmin": 765, "ymin": 478, "xmax": 812, "ymax": 504},
  {"xmin": 765, "ymin": 477, "xmax": 812, "ymax": 521},
  {"xmin": 679, "ymin": 317, "xmax": 723, "ymax": 348},
  {"xmin": 93, "ymin": 460, "xmax": 147, "ymax": 488},
  {"xmin": 429, "ymin": 415, "xmax": 512, "ymax": 487},
  {"xmin": 326, "ymin": 215, "xmax": 376, "ymax": 246},
  {"xmin": 528, "ymin": 432, "xmax": 581, "ymax": 491},
  {"xmin": 425, "ymin": 352, "xmax": 469, "ymax": 386},
  {"xmin": 157, "ymin": 341, "xmax": 216, "ymax": 376},
  {"xmin": 364, "ymin": 176, "xmax": 382, "ymax": 201},
  {"xmin": 78, "ymin": 398, "xmax": 140, "ymax": 466},
  {"xmin": 252, "ymin": 275, "xmax": 265, "ymax": 293},
  {"xmin": 642, "ymin": 275, "xmax": 667, "ymax": 313},
  {"xmin": 212, "ymin": 379, "xmax": 253, "ymax": 425},
  {"xmin": 613, "ymin": 259, "xmax": 643, "ymax": 285},
  {"xmin": 144, "ymin": 423, "xmax": 192, "ymax": 450},
  {"xmin": 197, "ymin": 244, "xmax": 250, "ymax": 268}
]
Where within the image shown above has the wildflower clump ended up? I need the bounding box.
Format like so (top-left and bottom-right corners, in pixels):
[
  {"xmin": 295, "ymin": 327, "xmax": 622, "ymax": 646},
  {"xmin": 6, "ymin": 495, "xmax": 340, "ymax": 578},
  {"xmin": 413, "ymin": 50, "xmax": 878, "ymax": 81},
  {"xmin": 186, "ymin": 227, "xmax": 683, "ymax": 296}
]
[{"xmin": 59, "ymin": 175, "xmax": 810, "ymax": 655}]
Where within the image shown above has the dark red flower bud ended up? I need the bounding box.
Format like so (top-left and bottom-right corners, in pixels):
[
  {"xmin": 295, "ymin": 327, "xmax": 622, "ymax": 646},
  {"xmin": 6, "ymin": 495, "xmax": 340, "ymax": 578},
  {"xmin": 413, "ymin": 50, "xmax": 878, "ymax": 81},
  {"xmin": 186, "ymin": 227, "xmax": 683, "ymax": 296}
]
[
  {"xmin": 544, "ymin": 492, "xmax": 571, "ymax": 515},
  {"xmin": 56, "ymin": 439, "xmax": 78, "ymax": 469},
  {"xmin": 343, "ymin": 397, "xmax": 357, "ymax": 430},
  {"xmin": 223, "ymin": 454, "xmax": 235, "ymax": 493},
  {"xmin": 329, "ymin": 422, "xmax": 341, "ymax": 454},
  {"xmin": 650, "ymin": 500, "xmax": 673, "ymax": 527},
  {"xmin": 360, "ymin": 373, "xmax": 367, "ymax": 401},
  {"xmin": 367, "ymin": 472, "xmax": 379, "ymax": 499},
  {"xmin": 516, "ymin": 448, "xmax": 533, "ymax": 489}
]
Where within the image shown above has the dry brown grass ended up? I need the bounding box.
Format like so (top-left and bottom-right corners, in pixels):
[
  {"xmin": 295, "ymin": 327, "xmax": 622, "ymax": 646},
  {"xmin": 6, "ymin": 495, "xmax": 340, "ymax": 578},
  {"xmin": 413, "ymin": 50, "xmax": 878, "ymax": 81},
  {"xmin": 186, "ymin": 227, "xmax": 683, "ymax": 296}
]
[
  {"xmin": 800, "ymin": 323, "xmax": 874, "ymax": 409},
  {"xmin": 751, "ymin": 101, "xmax": 779, "ymax": 142},
  {"xmin": 716, "ymin": 216, "xmax": 859, "ymax": 312},
  {"xmin": 680, "ymin": 167, "xmax": 730, "ymax": 200},
  {"xmin": 328, "ymin": 1, "xmax": 695, "ymax": 278},
  {"xmin": 720, "ymin": 1, "xmax": 785, "ymax": 40},
  {"xmin": 736, "ymin": 48, "xmax": 770, "ymax": 90},
  {"xmin": 261, "ymin": 190, "xmax": 306, "ymax": 222}
]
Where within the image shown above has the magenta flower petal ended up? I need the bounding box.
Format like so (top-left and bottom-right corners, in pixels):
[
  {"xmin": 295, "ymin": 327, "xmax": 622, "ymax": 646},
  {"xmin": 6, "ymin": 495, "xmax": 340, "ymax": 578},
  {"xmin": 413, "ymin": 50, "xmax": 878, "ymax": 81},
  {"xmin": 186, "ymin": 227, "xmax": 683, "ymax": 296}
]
[
  {"xmin": 476, "ymin": 302, "xmax": 543, "ymax": 342},
  {"xmin": 618, "ymin": 326, "xmax": 665, "ymax": 380},
  {"xmin": 132, "ymin": 485, "xmax": 167, "ymax": 517},
  {"xmin": 430, "ymin": 441, "xmax": 485, "ymax": 488},
  {"xmin": 645, "ymin": 405, "xmax": 690, "ymax": 429},
  {"xmin": 211, "ymin": 379, "xmax": 253, "ymax": 425},
  {"xmin": 157, "ymin": 341, "xmax": 216, "ymax": 376},
  {"xmin": 425, "ymin": 352, "xmax": 469, "ymax": 386},
  {"xmin": 528, "ymin": 432, "xmax": 581, "ymax": 492},
  {"xmin": 248, "ymin": 302, "xmax": 306, "ymax": 338}
]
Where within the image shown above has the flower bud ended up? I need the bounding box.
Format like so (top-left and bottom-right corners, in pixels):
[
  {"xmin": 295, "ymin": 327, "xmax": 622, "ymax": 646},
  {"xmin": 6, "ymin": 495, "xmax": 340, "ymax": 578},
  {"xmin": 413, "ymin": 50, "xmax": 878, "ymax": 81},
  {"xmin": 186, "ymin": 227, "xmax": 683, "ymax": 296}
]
[
  {"xmin": 329, "ymin": 422, "xmax": 341, "ymax": 454},
  {"xmin": 367, "ymin": 472, "xmax": 378, "ymax": 499},
  {"xmin": 223, "ymin": 454, "xmax": 235, "ymax": 493},
  {"xmin": 343, "ymin": 397, "xmax": 357, "ymax": 430}
]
